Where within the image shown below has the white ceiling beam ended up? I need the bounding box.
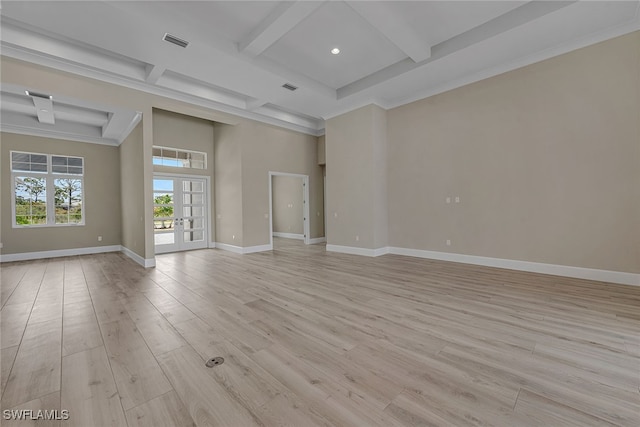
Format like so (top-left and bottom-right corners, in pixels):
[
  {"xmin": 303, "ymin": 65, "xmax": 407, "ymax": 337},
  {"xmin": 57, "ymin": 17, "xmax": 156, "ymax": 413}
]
[
  {"xmin": 246, "ymin": 98, "xmax": 268, "ymax": 111},
  {"xmin": 239, "ymin": 1, "xmax": 325, "ymax": 58},
  {"xmin": 346, "ymin": 1, "xmax": 431, "ymax": 63},
  {"xmin": 102, "ymin": 111, "xmax": 138, "ymax": 141},
  {"xmin": 32, "ymin": 96, "xmax": 55, "ymax": 125},
  {"xmin": 145, "ymin": 63, "xmax": 166, "ymax": 84}
]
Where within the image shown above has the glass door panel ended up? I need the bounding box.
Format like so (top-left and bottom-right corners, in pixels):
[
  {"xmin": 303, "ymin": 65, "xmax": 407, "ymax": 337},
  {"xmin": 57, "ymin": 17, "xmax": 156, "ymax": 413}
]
[{"xmin": 154, "ymin": 176, "xmax": 207, "ymax": 254}]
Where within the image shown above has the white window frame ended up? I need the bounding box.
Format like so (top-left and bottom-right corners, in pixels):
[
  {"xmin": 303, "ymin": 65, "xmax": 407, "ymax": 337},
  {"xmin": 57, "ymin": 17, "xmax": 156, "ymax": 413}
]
[
  {"xmin": 11, "ymin": 151, "xmax": 85, "ymax": 228},
  {"xmin": 152, "ymin": 145, "xmax": 207, "ymax": 170}
]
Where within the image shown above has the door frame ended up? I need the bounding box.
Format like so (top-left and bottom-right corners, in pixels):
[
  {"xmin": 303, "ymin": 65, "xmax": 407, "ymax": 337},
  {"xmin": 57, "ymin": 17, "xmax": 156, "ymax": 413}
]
[
  {"xmin": 268, "ymin": 171, "xmax": 310, "ymax": 248},
  {"xmin": 153, "ymin": 172, "xmax": 212, "ymax": 254}
]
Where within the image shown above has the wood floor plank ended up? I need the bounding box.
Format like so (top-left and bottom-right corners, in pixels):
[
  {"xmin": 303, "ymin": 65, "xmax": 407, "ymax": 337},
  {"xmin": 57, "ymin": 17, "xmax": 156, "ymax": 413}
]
[
  {"xmin": 2, "ymin": 391, "xmax": 61, "ymax": 427},
  {"xmin": 0, "ymin": 302, "xmax": 33, "ymax": 349},
  {"xmin": 514, "ymin": 388, "xmax": 619, "ymax": 426},
  {"xmin": 2, "ymin": 262, "xmax": 46, "ymax": 307},
  {"xmin": 62, "ymin": 300, "xmax": 103, "ymax": 356},
  {"xmin": 0, "ymin": 263, "xmax": 28, "ymax": 308},
  {"xmin": 100, "ymin": 317, "xmax": 173, "ymax": 410},
  {"xmin": 156, "ymin": 345, "xmax": 263, "ymax": 426},
  {"xmin": 2, "ymin": 238, "xmax": 638, "ymax": 426},
  {"xmin": 1, "ymin": 345, "xmax": 19, "ymax": 396},
  {"xmin": 1, "ymin": 318, "xmax": 62, "ymax": 409},
  {"xmin": 60, "ymin": 346, "xmax": 127, "ymax": 427},
  {"xmin": 125, "ymin": 390, "xmax": 195, "ymax": 427}
]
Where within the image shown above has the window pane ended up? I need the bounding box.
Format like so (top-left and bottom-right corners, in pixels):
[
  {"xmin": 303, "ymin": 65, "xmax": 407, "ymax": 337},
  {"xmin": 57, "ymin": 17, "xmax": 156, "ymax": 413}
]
[
  {"xmin": 14, "ymin": 176, "xmax": 47, "ymax": 226},
  {"xmin": 183, "ymin": 218, "xmax": 204, "ymax": 229},
  {"xmin": 52, "ymin": 165, "xmax": 67, "ymax": 173},
  {"xmin": 12, "ymin": 162, "xmax": 31, "ymax": 172},
  {"xmin": 184, "ymin": 230, "xmax": 204, "ymax": 242},
  {"xmin": 54, "ymin": 179, "xmax": 82, "ymax": 224},
  {"xmin": 12, "ymin": 152, "xmax": 29, "ymax": 163},
  {"xmin": 190, "ymin": 160, "xmax": 204, "ymax": 169},
  {"xmin": 183, "ymin": 181, "xmax": 204, "ymax": 192},
  {"xmin": 12, "ymin": 152, "xmax": 48, "ymax": 173},
  {"xmin": 183, "ymin": 206, "xmax": 203, "ymax": 217},
  {"xmin": 52, "ymin": 156, "xmax": 68, "ymax": 166},
  {"xmin": 68, "ymin": 157, "xmax": 83, "ymax": 167},
  {"xmin": 153, "ymin": 179, "xmax": 173, "ymax": 191},
  {"xmin": 67, "ymin": 166, "xmax": 83, "ymax": 175},
  {"xmin": 154, "ymin": 232, "xmax": 175, "ymax": 245},
  {"xmin": 152, "ymin": 147, "xmax": 206, "ymax": 169},
  {"xmin": 30, "ymin": 163, "xmax": 48, "ymax": 172},
  {"xmin": 163, "ymin": 149, "xmax": 177, "ymax": 159},
  {"xmin": 184, "ymin": 193, "xmax": 204, "ymax": 205}
]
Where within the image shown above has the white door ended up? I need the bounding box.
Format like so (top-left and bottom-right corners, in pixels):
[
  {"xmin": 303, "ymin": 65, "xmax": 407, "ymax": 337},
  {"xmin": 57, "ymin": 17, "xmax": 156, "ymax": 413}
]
[{"xmin": 154, "ymin": 176, "xmax": 208, "ymax": 254}]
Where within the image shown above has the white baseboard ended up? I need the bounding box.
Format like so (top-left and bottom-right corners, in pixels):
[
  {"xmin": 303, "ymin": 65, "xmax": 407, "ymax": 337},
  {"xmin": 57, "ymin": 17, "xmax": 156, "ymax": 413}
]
[
  {"xmin": 215, "ymin": 242, "xmax": 273, "ymax": 254},
  {"xmin": 208, "ymin": 241, "xmax": 216, "ymax": 249},
  {"xmin": 243, "ymin": 244, "xmax": 273, "ymax": 254},
  {"xmin": 0, "ymin": 245, "xmax": 121, "ymax": 263},
  {"xmin": 215, "ymin": 243, "xmax": 244, "ymax": 254},
  {"xmin": 308, "ymin": 237, "xmax": 327, "ymax": 244},
  {"xmin": 121, "ymin": 246, "xmax": 155, "ymax": 268},
  {"xmin": 387, "ymin": 247, "xmax": 639, "ymax": 287},
  {"xmin": 273, "ymin": 232, "xmax": 304, "ymax": 240},
  {"xmin": 326, "ymin": 244, "xmax": 389, "ymax": 257},
  {"xmin": 325, "ymin": 244, "xmax": 639, "ymax": 286}
]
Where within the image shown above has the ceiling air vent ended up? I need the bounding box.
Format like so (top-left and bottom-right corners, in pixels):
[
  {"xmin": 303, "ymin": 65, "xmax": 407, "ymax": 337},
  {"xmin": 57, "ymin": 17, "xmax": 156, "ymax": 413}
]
[
  {"xmin": 25, "ymin": 90, "xmax": 52, "ymax": 100},
  {"xmin": 163, "ymin": 33, "xmax": 189, "ymax": 48},
  {"xmin": 282, "ymin": 83, "xmax": 298, "ymax": 91}
]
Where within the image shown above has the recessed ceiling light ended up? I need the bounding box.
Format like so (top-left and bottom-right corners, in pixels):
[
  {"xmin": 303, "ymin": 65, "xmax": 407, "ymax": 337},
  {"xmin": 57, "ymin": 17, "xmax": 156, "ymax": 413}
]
[{"xmin": 331, "ymin": 48, "xmax": 340, "ymax": 55}]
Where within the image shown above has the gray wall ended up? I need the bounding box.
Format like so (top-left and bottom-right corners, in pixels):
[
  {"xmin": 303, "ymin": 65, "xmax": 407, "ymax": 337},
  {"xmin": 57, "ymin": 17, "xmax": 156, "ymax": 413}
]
[
  {"xmin": 387, "ymin": 31, "xmax": 639, "ymax": 273},
  {"xmin": 119, "ymin": 123, "xmax": 145, "ymax": 258},
  {"xmin": 214, "ymin": 123, "xmax": 243, "ymax": 246},
  {"xmin": 1, "ymin": 133, "xmax": 122, "ymax": 254},
  {"xmin": 324, "ymin": 32, "xmax": 639, "ymax": 274},
  {"xmin": 326, "ymin": 104, "xmax": 387, "ymax": 250}
]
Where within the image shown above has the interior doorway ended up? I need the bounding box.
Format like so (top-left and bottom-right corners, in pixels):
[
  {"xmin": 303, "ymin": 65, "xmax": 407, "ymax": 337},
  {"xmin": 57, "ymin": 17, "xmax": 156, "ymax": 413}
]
[
  {"xmin": 269, "ymin": 172, "xmax": 310, "ymax": 248},
  {"xmin": 153, "ymin": 174, "xmax": 209, "ymax": 254}
]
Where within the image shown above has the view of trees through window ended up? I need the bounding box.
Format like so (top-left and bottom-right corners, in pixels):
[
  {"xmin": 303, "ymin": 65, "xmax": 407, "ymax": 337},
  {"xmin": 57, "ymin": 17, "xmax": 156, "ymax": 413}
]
[
  {"xmin": 14, "ymin": 177, "xmax": 83, "ymax": 225},
  {"xmin": 154, "ymin": 193, "xmax": 174, "ymax": 229},
  {"xmin": 14, "ymin": 177, "xmax": 47, "ymax": 225},
  {"xmin": 12, "ymin": 152, "xmax": 84, "ymax": 227},
  {"xmin": 54, "ymin": 179, "xmax": 82, "ymax": 224}
]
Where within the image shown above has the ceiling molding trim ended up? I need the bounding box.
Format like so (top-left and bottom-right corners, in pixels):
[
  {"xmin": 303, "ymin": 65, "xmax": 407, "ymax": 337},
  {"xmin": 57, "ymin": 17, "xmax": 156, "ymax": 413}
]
[
  {"xmin": 239, "ymin": 1, "xmax": 325, "ymax": 58},
  {"xmin": 1, "ymin": 44, "xmax": 324, "ymax": 136},
  {"xmin": 380, "ymin": 18, "xmax": 640, "ymax": 111},
  {"xmin": 1, "ymin": 124, "xmax": 120, "ymax": 146},
  {"xmin": 346, "ymin": 1, "xmax": 431, "ymax": 62}
]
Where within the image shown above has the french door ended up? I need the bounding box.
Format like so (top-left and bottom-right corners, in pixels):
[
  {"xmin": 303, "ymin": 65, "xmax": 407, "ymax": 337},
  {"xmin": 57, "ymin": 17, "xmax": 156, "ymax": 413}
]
[{"xmin": 153, "ymin": 175, "xmax": 208, "ymax": 254}]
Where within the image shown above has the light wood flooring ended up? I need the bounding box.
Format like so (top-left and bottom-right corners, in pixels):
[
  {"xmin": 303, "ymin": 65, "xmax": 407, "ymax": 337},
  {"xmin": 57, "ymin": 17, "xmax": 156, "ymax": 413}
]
[{"xmin": 1, "ymin": 238, "xmax": 639, "ymax": 426}]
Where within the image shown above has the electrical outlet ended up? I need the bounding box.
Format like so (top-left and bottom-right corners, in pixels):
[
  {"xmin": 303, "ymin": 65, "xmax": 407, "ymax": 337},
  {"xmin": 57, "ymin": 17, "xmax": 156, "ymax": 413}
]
[
  {"xmin": 446, "ymin": 239, "xmax": 451, "ymax": 246},
  {"xmin": 446, "ymin": 197, "xmax": 451, "ymax": 204},
  {"xmin": 334, "ymin": 212, "xmax": 338, "ymax": 218},
  {"xmin": 455, "ymin": 196, "xmax": 460, "ymax": 203},
  {"xmin": 97, "ymin": 236, "xmax": 103, "ymax": 242},
  {"xmin": 232, "ymin": 235, "xmax": 235, "ymax": 240},
  {"xmin": 355, "ymin": 235, "xmax": 359, "ymax": 242}
]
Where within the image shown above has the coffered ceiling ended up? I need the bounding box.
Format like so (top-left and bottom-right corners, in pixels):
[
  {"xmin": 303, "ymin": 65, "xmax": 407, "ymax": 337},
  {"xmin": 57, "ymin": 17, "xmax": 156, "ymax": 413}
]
[{"xmin": 1, "ymin": 1, "xmax": 639, "ymax": 139}]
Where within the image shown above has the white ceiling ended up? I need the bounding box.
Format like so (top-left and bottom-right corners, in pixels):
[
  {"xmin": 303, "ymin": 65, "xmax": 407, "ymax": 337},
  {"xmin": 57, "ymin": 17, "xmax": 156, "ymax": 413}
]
[{"xmin": 1, "ymin": 1, "xmax": 639, "ymax": 139}]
